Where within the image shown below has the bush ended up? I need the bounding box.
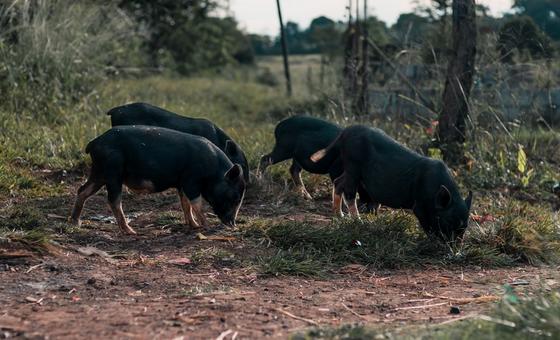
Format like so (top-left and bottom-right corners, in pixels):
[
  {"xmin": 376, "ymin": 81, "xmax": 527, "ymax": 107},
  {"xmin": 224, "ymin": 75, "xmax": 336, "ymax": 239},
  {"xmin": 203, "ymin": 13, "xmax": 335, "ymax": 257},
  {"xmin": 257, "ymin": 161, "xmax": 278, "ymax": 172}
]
[
  {"xmin": 497, "ymin": 16, "xmax": 555, "ymax": 63},
  {"xmin": 0, "ymin": 0, "xmax": 143, "ymax": 118}
]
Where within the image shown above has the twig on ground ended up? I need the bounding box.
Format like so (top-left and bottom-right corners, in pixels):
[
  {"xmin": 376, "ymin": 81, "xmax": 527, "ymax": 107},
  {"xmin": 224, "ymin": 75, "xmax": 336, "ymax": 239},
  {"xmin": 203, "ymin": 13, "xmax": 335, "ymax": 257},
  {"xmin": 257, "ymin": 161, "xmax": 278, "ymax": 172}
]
[
  {"xmin": 436, "ymin": 314, "xmax": 478, "ymax": 326},
  {"xmin": 216, "ymin": 329, "xmax": 233, "ymax": 340},
  {"xmin": 275, "ymin": 308, "xmax": 318, "ymax": 326},
  {"xmin": 395, "ymin": 302, "xmax": 448, "ymax": 311},
  {"xmin": 25, "ymin": 262, "xmax": 45, "ymax": 273},
  {"xmin": 423, "ymin": 292, "xmax": 500, "ymax": 305},
  {"xmin": 341, "ymin": 303, "xmax": 376, "ymax": 321}
]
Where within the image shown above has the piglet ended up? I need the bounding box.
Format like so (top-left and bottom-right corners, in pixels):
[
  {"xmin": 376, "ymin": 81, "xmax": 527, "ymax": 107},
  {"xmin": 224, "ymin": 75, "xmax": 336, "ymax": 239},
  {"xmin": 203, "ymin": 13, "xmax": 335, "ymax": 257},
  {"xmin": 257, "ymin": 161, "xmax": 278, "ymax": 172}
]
[{"xmin": 70, "ymin": 126, "xmax": 246, "ymax": 234}]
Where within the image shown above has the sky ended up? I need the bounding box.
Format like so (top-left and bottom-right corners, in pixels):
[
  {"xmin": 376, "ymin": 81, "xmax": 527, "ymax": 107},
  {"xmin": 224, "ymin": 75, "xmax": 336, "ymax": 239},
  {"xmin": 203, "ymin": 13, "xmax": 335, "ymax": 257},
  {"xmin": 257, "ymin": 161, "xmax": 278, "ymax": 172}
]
[{"xmin": 229, "ymin": 0, "xmax": 514, "ymax": 36}]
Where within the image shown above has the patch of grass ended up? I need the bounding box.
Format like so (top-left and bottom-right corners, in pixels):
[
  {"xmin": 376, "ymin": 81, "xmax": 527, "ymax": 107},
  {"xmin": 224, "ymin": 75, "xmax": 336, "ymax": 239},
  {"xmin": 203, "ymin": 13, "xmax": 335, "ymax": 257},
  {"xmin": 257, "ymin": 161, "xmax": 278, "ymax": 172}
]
[
  {"xmin": 245, "ymin": 200, "xmax": 560, "ymax": 277},
  {"xmin": 0, "ymin": 205, "xmax": 54, "ymax": 253},
  {"xmin": 190, "ymin": 246, "xmax": 242, "ymax": 268},
  {"xmin": 427, "ymin": 291, "xmax": 560, "ymax": 339},
  {"xmin": 245, "ymin": 212, "xmax": 439, "ymax": 275},
  {"xmin": 466, "ymin": 200, "xmax": 560, "ymax": 265},
  {"xmin": 153, "ymin": 211, "xmax": 181, "ymax": 226},
  {"xmin": 293, "ymin": 291, "xmax": 560, "ymax": 339},
  {"xmin": 258, "ymin": 249, "xmax": 328, "ymax": 278}
]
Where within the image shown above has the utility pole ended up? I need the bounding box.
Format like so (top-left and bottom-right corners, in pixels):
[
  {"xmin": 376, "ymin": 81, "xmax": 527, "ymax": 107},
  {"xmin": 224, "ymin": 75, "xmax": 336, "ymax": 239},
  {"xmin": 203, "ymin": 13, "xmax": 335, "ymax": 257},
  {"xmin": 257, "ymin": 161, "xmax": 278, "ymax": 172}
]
[
  {"xmin": 357, "ymin": 0, "xmax": 369, "ymax": 115},
  {"xmin": 276, "ymin": 0, "xmax": 292, "ymax": 97}
]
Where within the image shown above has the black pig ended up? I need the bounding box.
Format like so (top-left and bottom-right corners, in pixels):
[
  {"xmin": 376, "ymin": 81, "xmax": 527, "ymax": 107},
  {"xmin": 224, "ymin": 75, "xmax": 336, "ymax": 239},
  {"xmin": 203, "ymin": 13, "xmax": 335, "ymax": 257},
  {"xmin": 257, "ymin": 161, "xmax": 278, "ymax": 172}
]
[
  {"xmin": 259, "ymin": 116, "xmax": 375, "ymax": 211},
  {"xmin": 70, "ymin": 126, "xmax": 246, "ymax": 234},
  {"xmin": 311, "ymin": 125, "xmax": 472, "ymax": 242},
  {"xmin": 107, "ymin": 102, "xmax": 250, "ymax": 183}
]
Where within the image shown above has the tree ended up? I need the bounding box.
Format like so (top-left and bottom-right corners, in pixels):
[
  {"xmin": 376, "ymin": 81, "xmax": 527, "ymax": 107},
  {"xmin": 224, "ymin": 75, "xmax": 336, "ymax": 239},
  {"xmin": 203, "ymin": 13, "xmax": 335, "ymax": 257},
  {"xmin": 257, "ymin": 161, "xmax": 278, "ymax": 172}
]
[
  {"xmin": 118, "ymin": 0, "xmax": 253, "ymax": 73},
  {"xmin": 437, "ymin": 0, "xmax": 477, "ymax": 164},
  {"xmin": 307, "ymin": 16, "xmax": 341, "ymax": 56},
  {"xmin": 498, "ymin": 16, "xmax": 554, "ymax": 63},
  {"xmin": 513, "ymin": 0, "xmax": 560, "ymax": 40},
  {"xmin": 118, "ymin": 0, "xmax": 217, "ymax": 67},
  {"xmin": 392, "ymin": 13, "xmax": 430, "ymax": 45}
]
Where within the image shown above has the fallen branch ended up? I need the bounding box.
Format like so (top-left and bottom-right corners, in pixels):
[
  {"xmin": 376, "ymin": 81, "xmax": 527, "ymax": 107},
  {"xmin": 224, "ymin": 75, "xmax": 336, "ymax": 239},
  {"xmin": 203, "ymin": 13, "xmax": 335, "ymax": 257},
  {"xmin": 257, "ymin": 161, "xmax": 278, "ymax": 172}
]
[
  {"xmin": 216, "ymin": 329, "xmax": 233, "ymax": 340},
  {"xmin": 423, "ymin": 292, "xmax": 500, "ymax": 305},
  {"xmin": 275, "ymin": 308, "xmax": 318, "ymax": 326},
  {"xmin": 25, "ymin": 262, "xmax": 45, "ymax": 273},
  {"xmin": 394, "ymin": 302, "xmax": 448, "ymax": 311}
]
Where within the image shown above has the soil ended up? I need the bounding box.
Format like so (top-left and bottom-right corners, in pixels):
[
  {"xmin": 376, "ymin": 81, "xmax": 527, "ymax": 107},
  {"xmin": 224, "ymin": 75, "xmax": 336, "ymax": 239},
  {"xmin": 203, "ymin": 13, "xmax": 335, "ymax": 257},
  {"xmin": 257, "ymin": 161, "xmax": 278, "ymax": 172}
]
[{"xmin": 1, "ymin": 178, "xmax": 559, "ymax": 339}]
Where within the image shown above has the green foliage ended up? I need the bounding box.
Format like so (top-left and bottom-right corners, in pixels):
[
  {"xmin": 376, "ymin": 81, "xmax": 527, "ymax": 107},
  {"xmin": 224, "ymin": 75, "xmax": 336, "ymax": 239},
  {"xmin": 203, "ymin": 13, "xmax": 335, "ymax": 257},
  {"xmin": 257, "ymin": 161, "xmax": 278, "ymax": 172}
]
[
  {"xmin": 0, "ymin": 0, "xmax": 142, "ymax": 117},
  {"xmin": 294, "ymin": 292, "xmax": 560, "ymax": 339},
  {"xmin": 246, "ymin": 198, "xmax": 560, "ymax": 277},
  {"xmin": 119, "ymin": 0, "xmax": 253, "ymax": 73},
  {"xmin": 0, "ymin": 205, "xmax": 53, "ymax": 253},
  {"xmin": 260, "ymin": 19, "xmax": 345, "ymax": 56},
  {"xmin": 497, "ymin": 16, "xmax": 555, "ymax": 63},
  {"xmin": 138, "ymin": 0, "xmax": 257, "ymax": 70},
  {"xmin": 492, "ymin": 202, "xmax": 560, "ymax": 264},
  {"xmin": 428, "ymin": 292, "xmax": 560, "ymax": 339},
  {"xmin": 513, "ymin": 0, "xmax": 560, "ymax": 40},
  {"xmin": 258, "ymin": 249, "xmax": 327, "ymax": 278},
  {"xmin": 461, "ymin": 128, "xmax": 559, "ymax": 195},
  {"xmin": 160, "ymin": 16, "xmax": 254, "ymax": 74},
  {"xmin": 392, "ymin": 13, "xmax": 431, "ymax": 45}
]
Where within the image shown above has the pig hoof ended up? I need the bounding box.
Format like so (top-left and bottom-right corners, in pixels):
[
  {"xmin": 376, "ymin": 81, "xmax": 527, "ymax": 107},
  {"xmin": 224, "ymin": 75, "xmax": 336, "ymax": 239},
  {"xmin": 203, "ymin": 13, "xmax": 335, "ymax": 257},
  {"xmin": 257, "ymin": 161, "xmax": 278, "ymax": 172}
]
[{"xmin": 121, "ymin": 226, "xmax": 137, "ymax": 235}]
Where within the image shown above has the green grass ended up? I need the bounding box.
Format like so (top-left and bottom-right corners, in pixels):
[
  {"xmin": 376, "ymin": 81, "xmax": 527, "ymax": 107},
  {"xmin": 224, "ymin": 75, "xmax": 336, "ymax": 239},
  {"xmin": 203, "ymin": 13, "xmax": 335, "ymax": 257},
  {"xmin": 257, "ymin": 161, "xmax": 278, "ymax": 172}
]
[
  {"xmin": 292, "ymin": 291, "xmax": 560, "ymax": 339},
  {"xmin": 0, "ymin": 56, "xmax": 559, "ymax": 271},
  {"xmin": 0, "ymin": 205, "xmax": 55, "ymax": 253},
  {"xmin": 245, "ymin": 199, "xmax": 560, "ymax": 277},
  {"xmin": 427, "ymin": 292, "xmax": 560, "ymax": 339}
]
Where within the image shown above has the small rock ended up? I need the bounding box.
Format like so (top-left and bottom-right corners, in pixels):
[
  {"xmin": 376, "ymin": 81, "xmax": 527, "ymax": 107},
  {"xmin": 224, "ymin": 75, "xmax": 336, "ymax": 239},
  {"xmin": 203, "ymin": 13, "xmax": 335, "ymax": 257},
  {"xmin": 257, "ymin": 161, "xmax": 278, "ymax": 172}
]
[
  {"xmin": 450, "ymin": 306, "xmax": 461, "ymax": 315},
  {"xmin": 87, "ymin": 278, "xmax": 96, "ymax": 285}
]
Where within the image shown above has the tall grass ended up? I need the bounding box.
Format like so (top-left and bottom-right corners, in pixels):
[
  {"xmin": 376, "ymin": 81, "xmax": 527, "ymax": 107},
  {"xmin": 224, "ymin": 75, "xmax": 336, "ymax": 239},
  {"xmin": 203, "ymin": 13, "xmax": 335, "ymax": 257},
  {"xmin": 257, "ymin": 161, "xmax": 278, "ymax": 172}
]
[{"xmin": 0, "ymin": 0, "xmax": 143, "ymax": 118}]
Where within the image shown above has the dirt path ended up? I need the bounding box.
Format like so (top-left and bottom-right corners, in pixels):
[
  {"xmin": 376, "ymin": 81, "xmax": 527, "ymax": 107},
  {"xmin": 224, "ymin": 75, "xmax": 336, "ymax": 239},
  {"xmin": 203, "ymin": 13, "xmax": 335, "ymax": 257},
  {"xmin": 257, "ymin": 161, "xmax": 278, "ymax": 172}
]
[{"xmin": 1, "ymin": 183, "xmax": 559, "ymax": 339}]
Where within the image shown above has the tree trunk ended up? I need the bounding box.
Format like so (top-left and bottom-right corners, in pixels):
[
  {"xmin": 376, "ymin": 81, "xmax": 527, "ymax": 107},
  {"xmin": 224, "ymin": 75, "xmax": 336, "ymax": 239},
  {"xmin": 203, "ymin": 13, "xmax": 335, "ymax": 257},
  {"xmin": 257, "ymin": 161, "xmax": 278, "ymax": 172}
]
[
  {"xmin": 275, "ymin": 0, "xmax": 292, "ymax": 97},
  {"xmin": 437, "ymin": 0, "xmax": 477, "ymax": 164}
]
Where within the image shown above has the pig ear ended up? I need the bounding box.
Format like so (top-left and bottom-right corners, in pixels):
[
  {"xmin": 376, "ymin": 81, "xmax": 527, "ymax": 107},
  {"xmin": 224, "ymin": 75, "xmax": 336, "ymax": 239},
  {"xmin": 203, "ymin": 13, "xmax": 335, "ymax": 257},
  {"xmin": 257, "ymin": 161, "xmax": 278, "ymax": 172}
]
[
  {"xmin": 225, "ymin": 164, "xmax": 243, "ymax": 182},
  {"xmin": 465, "ymin": 190, "xmax": 473, "ymax": 212},
  {"xmin": 435, "ymin": 185, "xmax": 452, "ymax": 209},
  {"xmin": 225, "ymin": 140, "xmax": 239, "ymax": 157}
]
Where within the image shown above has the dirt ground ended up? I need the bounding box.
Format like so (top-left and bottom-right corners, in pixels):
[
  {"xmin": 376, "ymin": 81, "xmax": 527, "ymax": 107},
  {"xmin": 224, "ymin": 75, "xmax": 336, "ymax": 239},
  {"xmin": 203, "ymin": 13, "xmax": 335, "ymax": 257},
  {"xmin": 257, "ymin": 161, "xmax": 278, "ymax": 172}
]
[{"xmin": 1, "ymin": 178, "xmax": 559, "ymax": 339}]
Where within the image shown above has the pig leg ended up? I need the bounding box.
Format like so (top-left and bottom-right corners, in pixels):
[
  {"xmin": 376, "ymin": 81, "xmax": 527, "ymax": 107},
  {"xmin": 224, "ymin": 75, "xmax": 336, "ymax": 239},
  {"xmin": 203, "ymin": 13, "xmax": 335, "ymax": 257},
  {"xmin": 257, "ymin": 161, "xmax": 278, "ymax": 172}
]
[
  {"xmin": 178, "ymin": 191, "xmax": 200, "ymax": 228},
  {"xmin": 191, "ymin": 197, "xmax": 208, "ymax": 228},
  {"xmin": 70, "ymin": 179, "xmax": 103, "ymax": 226},
  {"xmin": 339, "ymin": 171, "xmax": 360, "ymax": 218},
  {"xmin": 180, "ymin": 181, "xmax": 208, "ymax": 228},
  {"xmin": 290, "ymin": 161, "xmax": 312, "ymax": 200},
  {"xmin": 106, "ymin": 179, "xmax": 136, "ymax": 235},
  {"xmin": 332, "ymin": 175, "xmax": 345, "ymax": 217}
]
